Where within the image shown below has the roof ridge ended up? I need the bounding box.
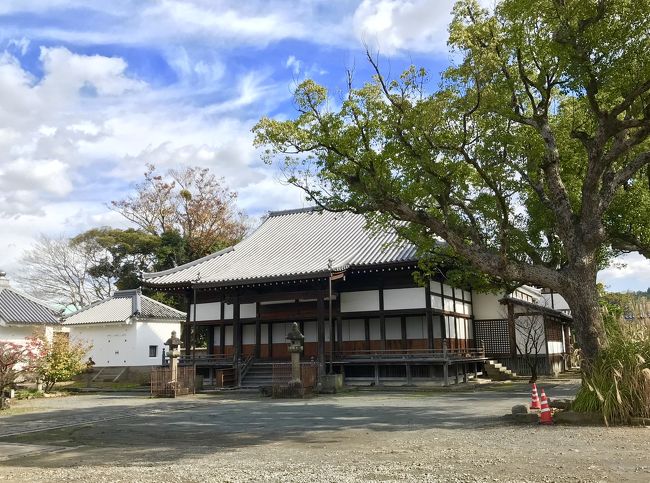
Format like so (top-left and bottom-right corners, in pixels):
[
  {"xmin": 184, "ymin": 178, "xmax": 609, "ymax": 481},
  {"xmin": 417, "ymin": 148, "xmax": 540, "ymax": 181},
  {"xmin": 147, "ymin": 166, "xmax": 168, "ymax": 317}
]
[
  {"xmin": 140, "ymin": 295, "xmax": 186, "ymax": 317},
  {"xmin": 267, "ymin": 206, "xmax": 321, "ymax": 217},
  {"xmin": 141, "ymin": 246, "xmax": 235, "ymax": 280}
]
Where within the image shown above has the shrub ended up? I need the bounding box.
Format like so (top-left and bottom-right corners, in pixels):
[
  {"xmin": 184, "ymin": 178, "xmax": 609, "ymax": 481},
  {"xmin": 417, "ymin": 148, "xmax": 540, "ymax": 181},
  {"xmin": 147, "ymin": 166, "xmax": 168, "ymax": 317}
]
[{"xmin": 573, "ymin": 304, "xmax": 650, "ymax": 425}]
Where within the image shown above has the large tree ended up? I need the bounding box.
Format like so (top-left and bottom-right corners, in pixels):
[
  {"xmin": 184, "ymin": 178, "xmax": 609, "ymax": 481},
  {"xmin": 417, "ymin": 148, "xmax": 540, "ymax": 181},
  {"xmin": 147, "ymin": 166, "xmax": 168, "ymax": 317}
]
[
  {"xmin": 17, "ymin": 235, "xmax": 114, "ymax": 310},
  {"xmin": 254, "ymin": 0, "xmax": 650, "ymax": 368},
  {"xmin": 111, "ymin": 164, "xmax": 248, "ymax": 260}
]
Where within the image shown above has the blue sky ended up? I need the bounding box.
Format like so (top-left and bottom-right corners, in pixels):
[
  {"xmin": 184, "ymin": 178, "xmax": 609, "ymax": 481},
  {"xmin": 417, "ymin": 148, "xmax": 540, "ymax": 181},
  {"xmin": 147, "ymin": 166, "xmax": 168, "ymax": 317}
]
[{"xmin": 0, "ymin": 0, "xmax": 647, "ymax": 292}]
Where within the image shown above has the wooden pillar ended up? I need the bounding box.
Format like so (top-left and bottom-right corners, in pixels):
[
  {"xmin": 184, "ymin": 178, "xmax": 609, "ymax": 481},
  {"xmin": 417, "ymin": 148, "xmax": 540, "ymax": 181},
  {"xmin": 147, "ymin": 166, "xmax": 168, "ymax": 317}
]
[
  {"xmin": 233, "ymin": 294, "xmax": 241, "ymax": 363},
  {"xmin": 374, "ymin": 363, "xmax": 380, "ymax": 386},
  {"xmin": 463, "ymin": 363, "xmax": 467, "ymax": 383},
  {"xmin": 183, "ymin": 293, "xmax": 192, "ymax": 356},
  {"xmin": 336, "ymin": 314, "xmax": 342, "ymax": 354},
  {"xmin": 406, "ymin": 363, "xmax": 412, "ymax": 385},
  {"xmin": 455, "ymin": 363, "xmax": 459, "ymax": 384},
  {"xmin": 208, "ymin": 324, "xmax": 215, "ymax": 355},
  {"xmin": 317, "ymin": 293, "xmax": 325, "ymax": 375},
  {"xmin": 507, "ymin": 302, "xmax": 517, "ymax": 357},
  {"xmin": 268, "ymin": 323, "xmax": 273, "ymax": 358},
  {"xmin": 364, "ymin": 318, "xmax": 370, "ymax": 351},
  {"xmin": 379, "ymin": 287, "xmax": 386, "ymax": 350},
  {"xmin": 443, "ymin": 362, "xmax": 449, "ymax": 386},
  {"xmin": 255, "ymin": 305, "xmax": 261, "ymax": 360},
  {"xmin": 401, "ymin": 316, "xmax": 407, "ymax": 351},
  {"xmin": 220, "ymin": 325, "xmax": 225, "ymax": 356},
  {"xmin": 425, "ymin": 282, "xmax": 434, "ymax": 350}
]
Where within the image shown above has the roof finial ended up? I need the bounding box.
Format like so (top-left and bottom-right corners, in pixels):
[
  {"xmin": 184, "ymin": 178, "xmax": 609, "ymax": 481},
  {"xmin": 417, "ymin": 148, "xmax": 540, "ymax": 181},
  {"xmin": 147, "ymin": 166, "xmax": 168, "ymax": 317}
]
[{"xmin": 0, "ymin": 270, "xmax": 8, "ymax": 288}]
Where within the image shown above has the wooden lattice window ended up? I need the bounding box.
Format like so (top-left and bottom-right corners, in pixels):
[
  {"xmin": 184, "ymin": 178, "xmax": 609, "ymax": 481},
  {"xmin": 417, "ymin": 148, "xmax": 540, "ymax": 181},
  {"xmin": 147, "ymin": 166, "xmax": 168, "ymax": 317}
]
[
  {"xmin": 546, "ymin": 320, "xmax": 564, "ymax": 342},
  {"xmin": 474, "ymin": 319, "xmax": 510, "ymax": 354}
]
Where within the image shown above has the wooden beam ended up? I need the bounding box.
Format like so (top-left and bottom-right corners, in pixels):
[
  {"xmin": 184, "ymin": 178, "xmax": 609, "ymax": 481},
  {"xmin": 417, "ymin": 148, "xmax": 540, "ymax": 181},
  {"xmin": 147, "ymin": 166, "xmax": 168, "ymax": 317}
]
[{"xmin": 425, "ymin": 281, "xmax": 434, "ymax": 350}]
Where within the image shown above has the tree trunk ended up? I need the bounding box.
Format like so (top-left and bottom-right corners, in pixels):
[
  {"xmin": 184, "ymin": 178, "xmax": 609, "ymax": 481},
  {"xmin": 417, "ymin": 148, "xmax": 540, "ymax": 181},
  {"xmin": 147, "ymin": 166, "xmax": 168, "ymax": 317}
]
[{"xmin": 561, "ymin": 269, "xmax": 606, "ymax": 373}]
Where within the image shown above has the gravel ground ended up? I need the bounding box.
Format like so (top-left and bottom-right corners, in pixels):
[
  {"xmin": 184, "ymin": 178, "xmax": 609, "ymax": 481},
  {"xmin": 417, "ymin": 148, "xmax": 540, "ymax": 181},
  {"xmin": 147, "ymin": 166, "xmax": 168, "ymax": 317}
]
[{"xmin": 0, "ymin": 382, "xmax": 648, "ymax": 482}]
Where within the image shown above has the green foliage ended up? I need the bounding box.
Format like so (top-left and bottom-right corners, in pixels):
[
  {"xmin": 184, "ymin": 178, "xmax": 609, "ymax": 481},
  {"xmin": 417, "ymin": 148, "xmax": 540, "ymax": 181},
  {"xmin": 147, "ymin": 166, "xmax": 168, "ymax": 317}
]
[
  {"xmin": 573, "ymin": 306, "xmax": 650, "ymax": 425},
  {"xmin": 254, "ymin": 0, "xmax": 650, "ymax": 364},
  {"xmin": 35, "ymin": 335, "xmax": 90, "ymax": 393}
]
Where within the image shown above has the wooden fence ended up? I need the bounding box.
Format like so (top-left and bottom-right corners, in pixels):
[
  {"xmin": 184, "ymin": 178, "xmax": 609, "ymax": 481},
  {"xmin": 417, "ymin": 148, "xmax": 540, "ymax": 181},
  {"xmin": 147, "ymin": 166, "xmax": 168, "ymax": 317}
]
[{"xmin": 151, "ymin": 366, "xmax": 195, "ymax": 397}]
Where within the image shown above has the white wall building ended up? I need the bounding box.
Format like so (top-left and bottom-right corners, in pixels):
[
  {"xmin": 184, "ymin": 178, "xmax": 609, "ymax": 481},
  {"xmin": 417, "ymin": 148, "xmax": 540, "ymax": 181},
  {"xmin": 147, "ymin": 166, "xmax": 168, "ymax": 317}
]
[
  {"xmin": 63, "ymin": 289, "xmax": 184, "ymax": 367},
  {"xmin": 0, "ymin": 271, "xmax": 59, "ymax": 346}
]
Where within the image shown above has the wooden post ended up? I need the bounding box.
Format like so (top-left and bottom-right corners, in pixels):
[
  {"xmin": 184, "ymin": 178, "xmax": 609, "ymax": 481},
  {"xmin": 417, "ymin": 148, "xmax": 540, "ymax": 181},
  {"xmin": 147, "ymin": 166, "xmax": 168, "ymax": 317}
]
[
  {"xmin": 443, "ymin": 340, "xmax": 449, "ymax": 386},
  {"xmin": 233, "ymin": 294, "xmax": 241, "ymax": 364},
  {"xmin": 255, "ymin": 314, "xmax": 261, "ymax": 359},
  {"xmin": 208, "ymin": 325, "xmax": 215, "ymax": 355},
  {"xmin": 425, "ymin": 282, "xmax": 434, "ymax": 350},
  {"xmin": 463, "ymin": 363, "xmax": 467, "ymax": 383},
  {"xmin": 455, "ymin": 363, "xmax": 459, "ymax": 385},
  {"xmin": 374, "ymin": 363, "xmax": 380, "ymax": 386},
  {"xmin": 317, "ymin": 293, "xmax": 325, "ymax": 375},
  {"xmin": 268, "ymin": 323, "xmax": 273, "ymax": 358},
  {"xmin": 507, "ymin": 302, "xmax": 517, "ymax": 357},
  {"xmin": 379, "ymin": 287, "xmax": 386, "ymax": 351},
  {"xmin": 406, "ymin": 363, "xmax": 412, "ymax": 385},
  {"xmin": 183, "ymin": 293, "xmax": 192, "ymax": 356},
  {"xmin": 220, "ymin": 325, "xmax": 225, "ymax": 356},
  {"xmin": 400, "ymin": 316, "xmax": 407, "ymax": 351}
]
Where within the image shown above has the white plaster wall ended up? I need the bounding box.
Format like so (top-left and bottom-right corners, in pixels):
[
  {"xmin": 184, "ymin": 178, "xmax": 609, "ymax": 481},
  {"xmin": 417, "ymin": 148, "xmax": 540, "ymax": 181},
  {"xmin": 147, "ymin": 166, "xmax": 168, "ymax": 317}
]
[
  {"xmin": 340, "ymin": 290, "xmax": 379, "ymax": 312},
  {"xmin": 214, "ymin": 327, "xmax": 221, "ymax": 345},
  {"xmin": 240, "ymin": 303, "xmax": 256, "ymax": 319},
  {"xmin": 548, "ymin": 341, "xmax": 564, "ymax": 354},
  {"xmin": 369, "ymin": 318, "xmax": 381, "ymax": 340},
  {"xmin": 430, "ymin": 281, "xmax": 442, "ymax": 294},
  {"xmin": 542, "ymin": 292, "xmax": 571, "ymax": 312},
  {"xmin": 383, "ymin": 288, "xmax": 426, "ymax": 310},
  {"xmin": 67, "ymin": 323, "xmax": 132, "ymax": 366},
  {"xmin": 224, "ymin": 325, "xmax": 233, "ymax": 345},
  {"xmin": 405, "ymin": 315, "xmax": 426, "ymax": 339},
  {"xmin": 242, "ymin": 324, "xmax": 255, "ymax": 344},
  {"xmin": 341, "ymin": 319, "xmax": 364, "ymax": 341},
  {"xmin": 432, "ymin": 315, "xmax": 442, "ymax": 338},
  {"xmin": 385, "ymin": 317, "xmax": 402, "ymax": 340},
  {"xmin": 260, "ymin": 324, "xmax": 268, "ymax": 344},
  {"xmin": 472, "ymin": 292, "xmax": 506, "ymax": 320},
  {"xmin": 431, "ymin": 294, "xmax": 443, "ymax": 310},
  {"xmin": 303, "ymin": 321, "xmax": 317, "ymax": 342},
  {"xmin": 272, "ymin": 322, "xmax": 291, "ymax": 343},
  {"xmin": 0, "ymin": 325, "xmax": 36, "ymax": 345},
  {"xmin": 189, "ymin": 302, "xmax": 220, "ymax": 321},
  {"xmin": 224, "ymin": 304, "xmax": 234, "ymax": 319},
  {"xmin": 134, "ymin": 320, "xmax": 181, "ymax": 366}
]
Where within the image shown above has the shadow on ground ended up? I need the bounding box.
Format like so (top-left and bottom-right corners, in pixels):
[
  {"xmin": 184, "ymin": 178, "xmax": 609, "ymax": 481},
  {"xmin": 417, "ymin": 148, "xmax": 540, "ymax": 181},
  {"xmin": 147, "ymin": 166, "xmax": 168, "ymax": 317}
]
[{"xmin": 0, "ymin": 381, "xmax": 580, "ymax": 468}]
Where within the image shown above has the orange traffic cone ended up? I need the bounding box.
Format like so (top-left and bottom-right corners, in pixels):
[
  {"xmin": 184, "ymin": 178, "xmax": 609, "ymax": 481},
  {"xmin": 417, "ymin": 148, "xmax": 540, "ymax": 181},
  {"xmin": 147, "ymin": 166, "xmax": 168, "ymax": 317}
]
[
  {"xmin": 539, "ymin": 389, "xmax": 553, "ymax": 425},
  {"xmin": 530, "ymin": 383, "xmax": 541, "ymax": 410}
]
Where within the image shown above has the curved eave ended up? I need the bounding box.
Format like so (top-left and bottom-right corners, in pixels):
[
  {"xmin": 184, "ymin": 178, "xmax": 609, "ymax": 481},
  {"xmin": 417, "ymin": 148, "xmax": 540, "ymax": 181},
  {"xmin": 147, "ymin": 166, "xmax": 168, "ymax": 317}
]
[{"xmin": 142, "ymin": 260, "xmax": 419, "ymax": 292}]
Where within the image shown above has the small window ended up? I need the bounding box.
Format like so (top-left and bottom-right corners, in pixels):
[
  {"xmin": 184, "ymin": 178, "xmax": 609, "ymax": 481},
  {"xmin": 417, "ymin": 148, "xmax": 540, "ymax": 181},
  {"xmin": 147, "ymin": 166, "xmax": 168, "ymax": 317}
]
[{"xmin": 149, "ymin": 345, "xmax": 158, "ymax": 358}]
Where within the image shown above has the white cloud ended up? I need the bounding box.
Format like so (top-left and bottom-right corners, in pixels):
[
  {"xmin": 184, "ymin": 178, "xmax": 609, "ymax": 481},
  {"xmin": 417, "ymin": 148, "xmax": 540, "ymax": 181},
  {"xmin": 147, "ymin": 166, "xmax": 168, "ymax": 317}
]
[
  {"xmin": 599, "ymin": 253, "xmax": 650, "ymax": 292},
  {"xmin": 352, "ymin": 0, "xmax": 456, "ymax": 55}
]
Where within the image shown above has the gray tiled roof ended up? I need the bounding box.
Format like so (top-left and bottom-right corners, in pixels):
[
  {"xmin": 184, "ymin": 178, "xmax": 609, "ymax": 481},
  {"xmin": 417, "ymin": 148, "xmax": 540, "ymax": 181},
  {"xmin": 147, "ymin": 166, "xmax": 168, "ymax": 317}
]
[
  {"xmin": 63, "ymin": 289, "xmax": 185, "ymax": 325},
  {"xmin": 0, "ymin": 287, "xmax": 60, "ymax": 326},
  {"xmin": 143, "ymin": 207, "xmax": 418, "ymax": 288}
]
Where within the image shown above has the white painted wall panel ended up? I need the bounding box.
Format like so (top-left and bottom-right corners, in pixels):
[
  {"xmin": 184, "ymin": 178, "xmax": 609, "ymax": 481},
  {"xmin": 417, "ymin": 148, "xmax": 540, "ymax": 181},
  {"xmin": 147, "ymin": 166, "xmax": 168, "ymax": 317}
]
[
  {"xmin": 432, "ymin": 315, "xmax": 442, "ymax": 338},
  {"xmin": 224, "ymin": 325, "xmax": 233, "ymax": 345},
  {"xmin": 385, "ymin": 317, "xmax": 402, "ymax": 340},
  {"xmin": 260, "ymin": 324, "xmax": 268, "ymax": 344},
  {"xmin": 214, "ymin": 327, "xmax": 221, "ymax": 345},
  {"xmin": 303, "ymin": 321, "xmax": 317, "ymax": 342},
  {"xmin": 135, "ymin": 321, "xmax": 181, "ymax": 366},
  {"xmin": 224, "ymin": 304, "xmax": 233, "ymax": 319},
  {"xmin": 443, "ymin": 284, "xmax": 454, "ymax": 297},
  {"xmin": 471, "ymin": 292, "xmax": 506, "ymax": 320},
  {"xmin": 242, "ymin": 324, "xmax": 255, "ymax": 344},
  {"xmin": 240, "ymin": 303, "xmax": 256, "ymax": 319},
  {"xmin": 548, "ymin": 341, "xmax": 564, "ymax": 354},
  {"xmin": 342, "ymin": 319, "xmax": 365, "ymax": 341},
  {"xmin": 406, "ymin": 315, "xmax": 426, "ymax": 339},
  {"xmin": 369, "ymin": 318, "xmax": 381, "ymax": 340},
  {"xmin": 431, "ymin": 295, "xmax": 443, "ymax": 310},
  {"xmin": 430, "ymin": 281, "xmax": 442, "ymax": 294},
  {"xmin": 189, "ymin": 302, "xmax": 220, "ymax": 321},
  {"xmin": 340, "ymin": 290, "xmax": 379, "ymax": 312},
  {"xmin": 514, "ymin": 317, "xmax": 546, "ymax": 354},
  {"xmin": 383, "ymin": 288, "xmax": 426, "ymax": 310},
  {"xmin": 443, "ymin": 298, "xmax": 455, "ymax": 312}
]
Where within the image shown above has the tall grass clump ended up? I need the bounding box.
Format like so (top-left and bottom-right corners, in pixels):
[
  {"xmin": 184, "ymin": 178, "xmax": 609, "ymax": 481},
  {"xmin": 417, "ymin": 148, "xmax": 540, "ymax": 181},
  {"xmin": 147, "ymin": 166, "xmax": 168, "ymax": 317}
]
[{"xmin": 573, "ymin": 302, "xmax": 650, "ymax": 425}]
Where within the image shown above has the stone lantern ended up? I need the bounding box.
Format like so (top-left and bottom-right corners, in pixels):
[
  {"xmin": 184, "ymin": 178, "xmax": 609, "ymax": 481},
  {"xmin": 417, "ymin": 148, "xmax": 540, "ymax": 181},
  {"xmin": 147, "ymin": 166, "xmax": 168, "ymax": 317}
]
[
  {"xmin": 165, "ymin": 330, "xmax": 183, "ymax": 384},
  {"xmin": 286, "ymin": 322, "xmax": 304, "ymax": 386}
]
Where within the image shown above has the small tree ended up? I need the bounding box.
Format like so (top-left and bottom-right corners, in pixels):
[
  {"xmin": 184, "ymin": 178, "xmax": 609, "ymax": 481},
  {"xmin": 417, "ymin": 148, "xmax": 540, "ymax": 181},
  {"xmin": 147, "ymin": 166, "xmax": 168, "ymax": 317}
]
[
  {"xmin": 0, "ymin": 338, "xmax": 44, "ymax": 409},
  {"xmin": 35, "ymin": 334, "xmax": 89, "ymax": 392},
  {"xmin": 514, "ymin": 312, "xmax": 547, "ymax": 383}
]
